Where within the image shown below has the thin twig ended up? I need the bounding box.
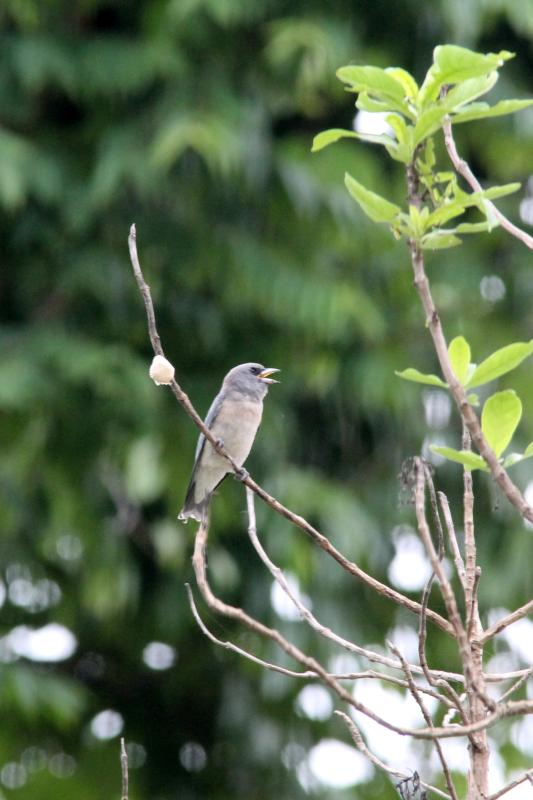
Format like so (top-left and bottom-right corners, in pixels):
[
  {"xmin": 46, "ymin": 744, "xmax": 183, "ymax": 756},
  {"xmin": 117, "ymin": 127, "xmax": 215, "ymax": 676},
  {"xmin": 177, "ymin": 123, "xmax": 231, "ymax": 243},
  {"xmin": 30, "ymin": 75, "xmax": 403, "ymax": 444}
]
[
  {"xmin": 186, "ymin": 583, "xmax": 318, "ymax": 678},
  {"xmin": 187, "ymin": 591, "xmax": 456, "ymax": 702},
  {"xmin": 417, "ymin": 568, "xmax": 469, "ymax": 728},
  {"xmin": 479, "ymin": 599, "xmax": 533, "ymax": 646},
  {"xmin": 467, "ymin": 567, "xmax": 482, "ymax": 640},
  {"xmin": 487, "ymin": 769, "xmax": 533, "ymax": 800},
  {"xmin": 417, "ymin": 569, "xmax": 435, "ymax": 688},
  {"xmin": 413, "ymin": 459, "xmax": 493, "ymax": 713},
  {"xmin": 496, "ymin": 668, "xmax": 533, "ymax": 704},
  {"xmin": 127, "ymin": 224, "xmax": 453, "ymax": 635},
  {"xmin": 414, "ymin": 487, "xmax": 470, "ymax": 729},
  {"xmin": 335, "ymin": 710, "xmax": 451, "ymax": 800},
  {"xmin": 424, "ymin": 465, "xmax": 445, "ymax": 560},
  {"xmin": 462, "ymin": 422, "xmax": 476, "ymax": 630},
  {"xmin": 245, "ymin": 487, "xmax": 457, "ymax": 693},
  {"xmin": 421, "ymin": 461, "xmax": 498, "ymax": 728},
  {"xmin": 192, "ymin": 516, "xmax": 533, "ymax": 740},
  {"xmin": 191, "ymin": 518, "xmax": 422, "ymax": 738},
  {"xmin": 486, "ymin": 668, "xmax": 533, "ymax": 683},
  {"xmin": 389, "ymin": 643, "xmax": 459, "ymax": 800},
  {"xmin": 438, "ymin": 492, "xmax": 466, "ymax": 588},
  {"xmin": 443, "ymin": 116, "xmax": 533, "ymax": 251},
  {"xmin": 120, "ymin": 738, "xmax": 128, "ymax": 800}
]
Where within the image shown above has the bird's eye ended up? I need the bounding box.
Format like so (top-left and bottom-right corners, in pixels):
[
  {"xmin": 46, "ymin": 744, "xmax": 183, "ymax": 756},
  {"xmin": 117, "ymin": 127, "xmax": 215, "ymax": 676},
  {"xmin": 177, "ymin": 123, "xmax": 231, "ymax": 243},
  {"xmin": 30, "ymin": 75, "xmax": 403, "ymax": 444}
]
[{"xmin": 250, "ymin": 366, "xmax": 261, "ymax": 375}]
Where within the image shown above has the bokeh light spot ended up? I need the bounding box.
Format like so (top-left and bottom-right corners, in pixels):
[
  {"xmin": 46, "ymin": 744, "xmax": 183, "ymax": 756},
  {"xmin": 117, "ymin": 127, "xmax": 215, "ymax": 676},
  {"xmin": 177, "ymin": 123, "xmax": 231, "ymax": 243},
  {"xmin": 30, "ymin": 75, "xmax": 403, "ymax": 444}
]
[
  {"xmin": 90, "ymin": 709, "xmax": 124, "ymax": 740},
  {"xmin": 295, "ymin": 684, "xmax": 333, "ymax": 720},
  {"xmin": 179, "ymin": 742, "xmax": 207, "ymax": 772},
  {"xmin": 142, "ymin": 642, "xmax": 176, "ymax": 670}
]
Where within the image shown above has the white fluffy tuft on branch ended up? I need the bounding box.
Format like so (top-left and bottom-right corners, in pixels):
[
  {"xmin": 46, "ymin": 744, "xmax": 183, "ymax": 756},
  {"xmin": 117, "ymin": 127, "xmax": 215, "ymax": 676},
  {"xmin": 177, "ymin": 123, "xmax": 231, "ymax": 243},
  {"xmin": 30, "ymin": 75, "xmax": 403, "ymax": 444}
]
[{"xmin": 149, "ymin": 355, "xmax": 175, "ymax": 385}]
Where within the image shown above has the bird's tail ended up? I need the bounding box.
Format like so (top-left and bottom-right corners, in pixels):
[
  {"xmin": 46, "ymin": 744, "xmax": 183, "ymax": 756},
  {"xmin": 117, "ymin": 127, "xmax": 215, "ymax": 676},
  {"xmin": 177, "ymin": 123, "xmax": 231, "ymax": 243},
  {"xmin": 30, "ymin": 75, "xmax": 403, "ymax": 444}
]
[{"xmin": 178, "ymin": 481, "xmax": 211, "ymax": 523}]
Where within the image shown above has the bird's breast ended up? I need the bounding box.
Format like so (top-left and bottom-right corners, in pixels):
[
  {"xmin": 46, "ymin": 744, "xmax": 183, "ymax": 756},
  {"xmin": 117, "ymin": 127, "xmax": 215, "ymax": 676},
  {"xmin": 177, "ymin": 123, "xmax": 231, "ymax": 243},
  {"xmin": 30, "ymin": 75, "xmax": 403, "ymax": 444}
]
[{"xmin": 206, "ymin": 398, "xmax": 263, "ymax": 466}]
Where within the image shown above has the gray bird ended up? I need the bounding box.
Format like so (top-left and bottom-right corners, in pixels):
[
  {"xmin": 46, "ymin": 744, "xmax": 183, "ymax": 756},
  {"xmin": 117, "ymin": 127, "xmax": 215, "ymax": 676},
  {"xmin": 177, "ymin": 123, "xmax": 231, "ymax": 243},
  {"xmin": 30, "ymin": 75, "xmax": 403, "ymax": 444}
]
[{"xmin": 178, "ymin": 363, "xmax": 280, "ymax": 522}]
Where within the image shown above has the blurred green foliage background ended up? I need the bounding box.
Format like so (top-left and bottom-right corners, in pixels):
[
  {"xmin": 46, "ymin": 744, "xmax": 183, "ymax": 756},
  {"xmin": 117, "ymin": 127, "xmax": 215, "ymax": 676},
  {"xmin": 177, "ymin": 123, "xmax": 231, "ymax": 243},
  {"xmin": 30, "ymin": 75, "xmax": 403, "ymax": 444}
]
[{"xmin": 1, "ymin": 1, "xmax": 533, "ymax": 798}]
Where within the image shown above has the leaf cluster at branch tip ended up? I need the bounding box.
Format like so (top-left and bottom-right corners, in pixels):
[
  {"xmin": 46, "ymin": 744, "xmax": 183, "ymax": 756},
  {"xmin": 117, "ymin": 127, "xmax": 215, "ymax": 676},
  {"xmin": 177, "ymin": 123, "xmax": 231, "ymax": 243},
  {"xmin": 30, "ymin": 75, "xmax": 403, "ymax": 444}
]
[{"xmin": 312, "ymin": 45, "xmax": 533, "ymax": 249}]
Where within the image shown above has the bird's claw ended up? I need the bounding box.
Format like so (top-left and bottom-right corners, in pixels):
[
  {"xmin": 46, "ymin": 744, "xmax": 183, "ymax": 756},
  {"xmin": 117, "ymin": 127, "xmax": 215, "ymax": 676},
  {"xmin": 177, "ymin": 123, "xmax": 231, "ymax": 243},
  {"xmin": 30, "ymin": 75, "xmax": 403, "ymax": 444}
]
[
  {"xmin": 235, "ymin": 467, "xmax": 249, "ymax": 482},
  {"xmin": 215, "ymin": 437, "xmax": 225, "ymax": 449}
]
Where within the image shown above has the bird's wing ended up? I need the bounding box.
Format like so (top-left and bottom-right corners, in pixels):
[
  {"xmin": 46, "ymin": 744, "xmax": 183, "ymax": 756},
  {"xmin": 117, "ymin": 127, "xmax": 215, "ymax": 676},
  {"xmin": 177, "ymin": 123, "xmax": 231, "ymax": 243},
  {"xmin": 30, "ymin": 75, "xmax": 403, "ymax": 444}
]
[{"xmin": 192, "ymin": 391, "xmax": 224, "ymax": 465}]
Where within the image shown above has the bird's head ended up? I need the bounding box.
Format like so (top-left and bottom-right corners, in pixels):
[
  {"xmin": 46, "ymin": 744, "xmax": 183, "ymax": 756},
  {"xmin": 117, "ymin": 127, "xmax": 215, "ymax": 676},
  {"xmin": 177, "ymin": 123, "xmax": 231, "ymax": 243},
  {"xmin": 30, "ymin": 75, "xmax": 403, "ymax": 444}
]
[{"xmin": 223, "ymin": 363, "xmax": 280, "ymax": 399}]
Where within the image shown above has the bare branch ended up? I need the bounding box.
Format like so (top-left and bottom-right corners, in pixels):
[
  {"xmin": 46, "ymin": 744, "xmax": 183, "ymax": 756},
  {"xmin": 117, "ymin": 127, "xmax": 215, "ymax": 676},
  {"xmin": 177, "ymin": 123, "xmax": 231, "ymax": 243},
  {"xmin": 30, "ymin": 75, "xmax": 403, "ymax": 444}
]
[
  {"xmin": 417, "ymin": 563, "xmax": 469, "ymax": 728},
  {"xmin": 443, "ymin": 117, "xmax": 533, "ymax": 251},
  {"xmin": 417, "ymin": 569, "xmax": 435, "ymax": 687},
  {"xmin": 413, "ymin": 459, "xmax": 496, "ymax": 716},
  {"xmin": 461, "ymin": 426, "xmax": 482, "ymax": 643},
  {"xmin": 487, "ymin": 770, "xmax": 533, "ymax": 800},
  {"xmin": 245, "ymin": 487, "xmax": 456, "ymax": 704},
  {"xmin": 415, "ymin": 487, "xmax": 471, "ymax": 733},
  {"xmin": 389, "ymin": 642, "xmax": 459, "ymax": 800},
  {"xmin": 485, "ymin": 668, "xmax": 533, "ymax": 684},
  {"xmin": 186, "ymin": 583, "xmax": 319, "ymax": 678},
  {"xmin": 335, "ymin": 710, "xmax": 451, "ymax": 800},
  {"xmin": 190, "ymin": 518, "xmax": 427, "ymax": 737},
  {"xmin": 496, "ymin": 668, "xmax": 533, "ymax": 704},
  {"xmin": 192, "ymin": 514, "xmax": 533, "ymax": 740},
  {"xmin": 187, "ymin": 590, "xmax": 457, "ymax": 702},
  {"xmin": 414, "ymin": 465, "xmax": 470, "ymax": 670},
  {"xmin": 438, "ymin": 492, "xmax": 465, "ymax": 588},
  {"xmin": 479, "ymin": 599, "xmax": 533, "ymax": 646},
  {"xmin": 467, "ymin": 567, "xmax": 482, "ymax": 641},
  {"xmin": 127, "ymin": 224, "xmax": 453, "ymax": 634},
  {"xmin": 120, "ymin": 738, "xmax": 128, "ymax": 800}
]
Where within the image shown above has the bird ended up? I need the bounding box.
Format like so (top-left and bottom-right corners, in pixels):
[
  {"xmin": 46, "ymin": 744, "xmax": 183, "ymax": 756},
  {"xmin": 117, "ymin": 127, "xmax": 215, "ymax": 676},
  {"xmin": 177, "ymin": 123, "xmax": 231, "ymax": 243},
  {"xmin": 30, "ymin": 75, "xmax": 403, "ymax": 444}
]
[{"xmin": 178, "ymin": 363, "xmax": 280, "ymax": 522}]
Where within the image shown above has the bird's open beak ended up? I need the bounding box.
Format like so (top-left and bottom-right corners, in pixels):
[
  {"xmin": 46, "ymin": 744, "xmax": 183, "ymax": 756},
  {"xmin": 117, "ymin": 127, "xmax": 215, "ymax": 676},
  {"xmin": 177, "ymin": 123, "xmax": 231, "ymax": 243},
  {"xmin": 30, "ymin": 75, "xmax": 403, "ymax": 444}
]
[{"xmin": 258, "ymin": 367, "xmax": 280, "ymax": 384}]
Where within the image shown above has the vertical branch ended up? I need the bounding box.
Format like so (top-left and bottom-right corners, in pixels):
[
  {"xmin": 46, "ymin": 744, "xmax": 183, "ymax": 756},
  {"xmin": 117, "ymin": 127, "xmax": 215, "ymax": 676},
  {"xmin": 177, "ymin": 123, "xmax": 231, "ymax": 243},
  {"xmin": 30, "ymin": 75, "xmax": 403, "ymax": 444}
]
[
  {"xmin": 389, "ymin": 643, "xmax": 459, "ymax": 800},
  {"xmin": 438, "ymin": 492, "xmax": 466, "ymax": 589},
  {"xmin": 462, "ymin": 426, "xmax": 477, "ymax": 620},
  {"xmin": 461, "ymin": 430, "xmax": 489, "ymax": 800},
  {"xmin": 120, "ymin": 738, "xmax": 129, "ymax": 800}
]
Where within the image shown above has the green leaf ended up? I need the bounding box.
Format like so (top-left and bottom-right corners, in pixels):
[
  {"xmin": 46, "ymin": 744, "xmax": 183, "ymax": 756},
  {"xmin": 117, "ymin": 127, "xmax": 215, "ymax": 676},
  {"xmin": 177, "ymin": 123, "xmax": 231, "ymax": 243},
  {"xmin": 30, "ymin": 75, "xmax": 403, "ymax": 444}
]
[
  {"xmin": 419, "ymin": 46, "xmax": 513, "ymax": 106},
  {"xmin": 433, "ymin": 45, "xmax": 513, "ymax": 84},
  {"xmin": 503, "ymin": 449, "xmax": 533, "ymax": 468},
  {"xmin": 395, "ymin": 368, "xmax": 446, "ymax": 387},
  {"xmin": 467, "ymin": 341, "xmax": 533, "ymax": 388},
  {"xmin": 356, "ymin": 92, "xmax": 393, "ymax": 113},
  {"xmin": 427, "ymin": 201, "xmax": 470, "ymax": 228},
  {"xmin": 467, "ymin": 393, "xmax": 479, "ymax": 406},
  {"xmin": 448, "ymin": 336, "xmax": 471, "ymax": 383},
  {"xmin": 386, "ymin": 114, "xmax": 409, "ymax": 145},
  {"xmin": 337, "ymin": 65, "xmax": 406, "ymax": 108},
  {"xmin": 413, "ymin": 107, "xmax": 448, "ymax": 147},
  {"xmin": 311, "ymin": 128, "xmax": 395, "ymax": 153},
  {"xmin": 481, "ymin": 390, "xmax": 522, "ymax": 457},
  {"xmin": 421, "ymin": 231, "xmax": 462, "ymax": 250},
  {"xmin": 426, "ymin": 183, "xmax": 519, "ymax": 230},
  {"xmin": 386, "ymin": 67, "xmax": 418, "ymax": 98},
  {"xmin": 454, "ymin": 221, "xmax": 495, "ymax": 234},
  {"xmin": 452, "ymin": 99, "xmax": 533, "ymax": 124},
  {"xmin": 444, "ymin": 72, "xmax": 499, "ymax": 109},
  {"xmin": 481, "ymin": 182, "xmax": 521, "ymax": 201},
  {"xmin": 526, "ymin": 442, "xmax": 533, "ymax": 456},
  {"xmin": 344, "ymin": 173, "xmax": 401, "ymax": 223},
  {"xmin": 430, "ymin": 446, "xmax": 488, "ymax": 471}
]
